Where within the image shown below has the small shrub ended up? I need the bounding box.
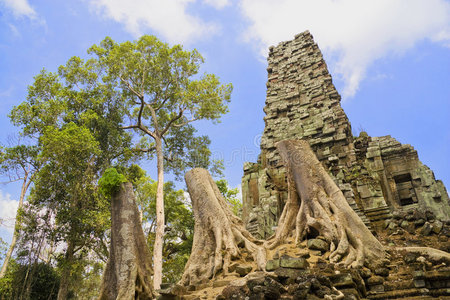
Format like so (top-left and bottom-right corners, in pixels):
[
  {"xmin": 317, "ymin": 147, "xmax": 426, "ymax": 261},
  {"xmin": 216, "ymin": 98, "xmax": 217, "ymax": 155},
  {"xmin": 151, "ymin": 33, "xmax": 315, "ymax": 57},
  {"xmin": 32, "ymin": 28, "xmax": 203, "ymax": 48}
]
[{"xmin": 98, "ymin": 167, "xmax": 127, "ymax": 198}]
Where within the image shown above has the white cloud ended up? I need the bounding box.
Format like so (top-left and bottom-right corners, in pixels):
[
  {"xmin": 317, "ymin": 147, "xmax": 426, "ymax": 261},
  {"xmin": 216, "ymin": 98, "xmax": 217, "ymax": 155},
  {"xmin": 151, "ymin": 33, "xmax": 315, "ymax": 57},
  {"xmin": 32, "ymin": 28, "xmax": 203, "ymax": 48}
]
[
  {"xmin": 239, "ymin": 0, "xmax": 450, "ymax": 98},
  {"xmin": 88, "ymin": 0, "xmax": 221, "ymax": 44},
  {"xmin": 8, "ymin": 24, "xmax": 20, "ymax": 38},
  {"xmin": 0, "ymin": 191, "xmax": 19, "ymax": 233},
  {"xmin": 1, "ymin": 0, "xmax": 37, "ymax": 19},
  {"xmin": 203, "ymin": 0, "xmax": 230, "ymax": 9}
]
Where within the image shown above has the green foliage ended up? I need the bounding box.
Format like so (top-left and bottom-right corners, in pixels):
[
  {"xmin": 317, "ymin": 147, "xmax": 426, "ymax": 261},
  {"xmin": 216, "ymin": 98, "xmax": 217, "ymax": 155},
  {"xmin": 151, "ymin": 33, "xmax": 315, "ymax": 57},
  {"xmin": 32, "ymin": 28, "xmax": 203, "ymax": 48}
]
[
  {"xmin": 113, "ymin": 163, "xmax": 147, "ymax": 185},
  {"xmin": 216, "ymin": 179, "xmax": 242, "ymax": 216},
  {"xmin": 0, "ymin": 237, "xmax": 7, "ymax": 262},
  {"xmin": 0, "ymin": 260, "xmax": 60, "ymax": 300},
  {"xmin": 4, "ymin": 34, "xmax": 231, "ymax": 292},
  {"xmin": 0, "ymin": 259, "xmax": 18, "ymax": 299},
  {"xmin": 62, "ymin": 256, "xmax": 104, "ymax": 300},
  {"xmin": 87, "ymin": 34, "xmax": 231, "ymax": 176},
  {"xmin": 31, "ymin": 122, "xmax": 107, "ymax": 237},
  {"xmin": 9, "ymin": 70, "xmax": 66, "ymax": 136},
  {"xmin": 0, "ymin": 144, "xmax": 40, "ymax": 181},
  {"xmin": 163, "ymin": 125, "xmax": 224, "ymax": 179},
  {"xmin": 343, "ymin": 166, "xmax": 361, "ymax": 182},
  {"xmin": 17, "ymin": 122, "xmax": 112, "ymax": 296},
  {"xmin": 98, "ymin": 167, "xmax": 127, "ymax": 198},
  {"xmin": 40, "ymin": 123, "xmax": 101, "ymax": 171}
]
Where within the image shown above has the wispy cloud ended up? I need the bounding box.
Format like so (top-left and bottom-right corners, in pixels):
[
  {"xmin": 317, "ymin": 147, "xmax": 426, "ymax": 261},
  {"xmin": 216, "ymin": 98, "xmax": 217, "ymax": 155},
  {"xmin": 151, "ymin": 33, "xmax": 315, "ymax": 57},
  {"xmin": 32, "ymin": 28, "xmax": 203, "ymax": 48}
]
[
  {"xmin": 203, "ymin": 0, "xmax": 230, "ymax": 9},
  {"xmin": 239, "ymin": 0, "xmax": 450, "ymax": 99},
  {"xmin": 0, "ymin": 0, "xmax": 37, "ymax": 19},
  {"xmin": 87, "ymin": 0, "xmax": 227, "ymax": 45},
  {"xmin": 0, "ymin": 191, "xmax": 19, "ymax": 234},
  {"xmin": 7, "ymin": 24, "xmax": 21, "ymax": 38}
]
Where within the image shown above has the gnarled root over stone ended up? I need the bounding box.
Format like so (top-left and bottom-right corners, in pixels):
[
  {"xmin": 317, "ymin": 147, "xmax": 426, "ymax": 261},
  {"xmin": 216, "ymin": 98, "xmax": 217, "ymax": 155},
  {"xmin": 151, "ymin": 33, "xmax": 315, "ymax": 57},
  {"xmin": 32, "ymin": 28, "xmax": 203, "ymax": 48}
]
[
  {"xmin": 98, "ymin": 182, "xmax": 154, "ymax": 300},
  {"xmin": 397, "ymin": 247, "xmax": 450, "ymax": 264},
  {"xmin": 266, "ymin": 140, "xmax": 388, "ymax": 269},
  {"xmin": 180, "ymin": 168, "xmax": 266, "ymax": 286}
]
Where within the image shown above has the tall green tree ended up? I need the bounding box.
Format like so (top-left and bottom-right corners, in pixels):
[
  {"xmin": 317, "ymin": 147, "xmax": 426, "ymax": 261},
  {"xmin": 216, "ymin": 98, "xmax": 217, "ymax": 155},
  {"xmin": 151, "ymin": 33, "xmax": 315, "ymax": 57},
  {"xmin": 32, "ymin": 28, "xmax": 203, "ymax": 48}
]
[
  {"xmin": 132, "ymin": 172, "xmax": 194, "ymax": 283},
  {"xmin": 30, "ymin": 123, "xmax": 105, "ymax": 300},
  {"xmin": 7, "ymin": 66, "xmax": 132, "ymax": 299},
  {"xmin": 0, "ymin": 144, "xmax": 40, "ymax": 279},
  {"xmin": 86, "ymin": 35, "xmax": 232, "ymax": 288}
]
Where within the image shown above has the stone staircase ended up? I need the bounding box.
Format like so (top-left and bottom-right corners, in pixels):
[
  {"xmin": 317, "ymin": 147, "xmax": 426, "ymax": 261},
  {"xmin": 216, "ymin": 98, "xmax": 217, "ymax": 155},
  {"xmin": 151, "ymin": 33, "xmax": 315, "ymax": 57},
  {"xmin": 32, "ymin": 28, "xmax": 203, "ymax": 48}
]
[
  {"xmin": 364, "ymin": 206, "xmax": 393, "ymax": 229},
  {"xmin": 355, "ymin": 205, "xmax": 372, "ymax": 229},
  {"xmin": 367, "ymin": 267, "xmax": 450, "ymax": 299}
]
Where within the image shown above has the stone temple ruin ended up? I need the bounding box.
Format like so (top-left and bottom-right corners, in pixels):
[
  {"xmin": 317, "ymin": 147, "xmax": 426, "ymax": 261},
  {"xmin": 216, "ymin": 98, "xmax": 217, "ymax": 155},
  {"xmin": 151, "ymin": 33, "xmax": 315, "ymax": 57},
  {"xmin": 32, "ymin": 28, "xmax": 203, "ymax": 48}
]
[
  {"xmin": 155, "ymin": 31, "xmax": 450, "ymax": 300},
  {"xmin": 241, "ymin": 31, "xmax": 450, "ymax": 239}
]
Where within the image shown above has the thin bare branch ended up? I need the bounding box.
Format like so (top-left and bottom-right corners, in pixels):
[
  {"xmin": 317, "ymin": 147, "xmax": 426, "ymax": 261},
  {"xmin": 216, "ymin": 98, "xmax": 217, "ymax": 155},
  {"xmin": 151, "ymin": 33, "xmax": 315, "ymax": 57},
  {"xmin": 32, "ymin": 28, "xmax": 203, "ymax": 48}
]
[
  {"xmin": 172, "ymin": 117, "xmax": 199, "ymax": 128},
  {"xmin": 161, "ymin": 108, "xmax": 185, "ymax": 136},
  {"xmin": 120, "ymin": 125, "xmax": 140, "ymax": 130},
  {"xmin": 119, "ymin": 76, "xmax": 142, "ymax": 99}
]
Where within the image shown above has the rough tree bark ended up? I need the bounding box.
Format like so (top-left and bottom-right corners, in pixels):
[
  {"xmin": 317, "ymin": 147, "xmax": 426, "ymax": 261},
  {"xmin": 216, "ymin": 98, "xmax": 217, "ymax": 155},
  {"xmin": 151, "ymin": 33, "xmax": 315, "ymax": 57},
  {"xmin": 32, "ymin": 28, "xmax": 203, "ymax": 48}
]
[
  {"xmin": 98, "ymin": 182, "xmax": 154, "ymax": 300},
  {"xmin": 266, "ymin": 140, "xmax": 388, "ymax": 269},
  {"xmin": 180, "ymin": 168, "xmax": 266, "ymax": 286}
]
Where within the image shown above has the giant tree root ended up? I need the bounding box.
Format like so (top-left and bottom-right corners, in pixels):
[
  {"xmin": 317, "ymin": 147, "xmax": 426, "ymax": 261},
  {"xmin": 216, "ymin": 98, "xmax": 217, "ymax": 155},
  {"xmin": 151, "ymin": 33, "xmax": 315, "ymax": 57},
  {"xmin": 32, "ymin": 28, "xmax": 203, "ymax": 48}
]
[
  {"xmin": 397, "ymin": 247, "xmax": 450, "ymax": 264},
  {"xmin": 180, "ymin": 168, "xmax": 266, "ymax": 286},
  {"xmin": 98, "ymin": 182, "xmax": 154, "ymax": 300},
  {"xmin": 266, "ymin": 140, "xmax": 388, "ymax": 269}
]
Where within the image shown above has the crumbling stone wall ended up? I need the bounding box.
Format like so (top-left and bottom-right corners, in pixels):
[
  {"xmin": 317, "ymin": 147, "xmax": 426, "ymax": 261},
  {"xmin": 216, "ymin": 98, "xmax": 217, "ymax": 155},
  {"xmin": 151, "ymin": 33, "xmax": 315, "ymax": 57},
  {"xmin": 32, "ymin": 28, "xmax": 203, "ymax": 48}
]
[
  {"xmin": 358, "ymin": 134, "xmax": 450, "ymax": 221},
  {"xmin": 242, "ymin": 31, "xmax": 450, "ymax": 239}
]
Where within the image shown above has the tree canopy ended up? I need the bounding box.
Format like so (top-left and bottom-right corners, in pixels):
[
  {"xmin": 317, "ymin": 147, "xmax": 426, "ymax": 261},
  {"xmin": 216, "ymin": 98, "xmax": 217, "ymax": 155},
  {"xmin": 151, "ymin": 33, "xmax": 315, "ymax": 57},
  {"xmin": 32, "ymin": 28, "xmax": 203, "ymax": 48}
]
[
  {"xmin": 84, "ymin": 35, "xmax": 232, "ymax": 288},
  {"xmin": 1, "ymin": 33, "xmax": 232, "ymax": 295}
]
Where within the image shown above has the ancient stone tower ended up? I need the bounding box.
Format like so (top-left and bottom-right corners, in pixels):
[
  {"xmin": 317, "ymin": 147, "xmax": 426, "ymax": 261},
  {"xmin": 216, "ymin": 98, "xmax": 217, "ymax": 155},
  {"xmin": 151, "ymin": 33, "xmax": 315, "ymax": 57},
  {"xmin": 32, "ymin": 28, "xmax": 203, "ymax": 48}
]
[{"xmin": 241, "ymin": 31, "xmax": 450, "ymax": 239}]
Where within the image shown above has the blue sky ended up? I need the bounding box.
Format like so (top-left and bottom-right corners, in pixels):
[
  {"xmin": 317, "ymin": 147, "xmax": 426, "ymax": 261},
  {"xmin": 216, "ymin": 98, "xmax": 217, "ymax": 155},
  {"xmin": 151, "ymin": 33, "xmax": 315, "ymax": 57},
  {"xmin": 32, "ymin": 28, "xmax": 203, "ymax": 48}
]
[{"xmin": 0, "ymin": 0, "xmax": 449, "ymax": 244}]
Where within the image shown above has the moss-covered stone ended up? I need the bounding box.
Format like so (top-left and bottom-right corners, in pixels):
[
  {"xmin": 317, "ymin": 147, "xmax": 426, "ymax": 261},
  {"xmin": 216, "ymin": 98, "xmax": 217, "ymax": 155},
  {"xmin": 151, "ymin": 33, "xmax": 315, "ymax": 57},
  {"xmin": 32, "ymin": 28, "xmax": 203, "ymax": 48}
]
[
  {"xmin": 279, "ymin": 256, "xmax": 309, "ymax": 269},
  {"xmin": 265, "ymin": 259, "xmax": 280, "ymax": 271}
]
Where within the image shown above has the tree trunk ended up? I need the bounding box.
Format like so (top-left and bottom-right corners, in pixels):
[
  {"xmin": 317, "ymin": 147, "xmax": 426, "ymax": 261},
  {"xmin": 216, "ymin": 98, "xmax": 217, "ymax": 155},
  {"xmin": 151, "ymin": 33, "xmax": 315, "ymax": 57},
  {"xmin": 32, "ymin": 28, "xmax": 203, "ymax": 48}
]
[
  {"xmin": 98, "ymin": 182, "xmax": 154, "ymax": 300},
  {"xmin": 153, "ymin": 136, "xmax": 165, "ymax": 291},
  {"xmin": 0, "ymin": 172, "xmax": 30, "ymax": 278},
  {"xmin": 180, "ymin": 168, "xmax": 266, "ymax": 286},
  {"xmin": 267, "ymin": 140, "xmax": 388, "ymax": 269},
  {"xmin": 57, "ymin": 240, "xmax": 74, "ymax": 300}
]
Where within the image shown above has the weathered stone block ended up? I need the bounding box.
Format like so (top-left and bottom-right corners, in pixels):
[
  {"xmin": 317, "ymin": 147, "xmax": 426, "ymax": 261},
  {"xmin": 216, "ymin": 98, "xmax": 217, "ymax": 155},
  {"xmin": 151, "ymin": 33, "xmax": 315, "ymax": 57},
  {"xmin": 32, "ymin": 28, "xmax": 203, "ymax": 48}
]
[
  {"xmin": 265, "ymin": 259, "xmax": 280, "ymax": 271},
  {"xmin": 307, "ymin": 239, "xmax": 329, "ymax": 251},
  {"xmin": 413, "ymin": 279, "xmax": 426, "ymax": 288},
  {"xmin": 420, "ymin": 222, "xmax": 432, "ymax": 236},
  {"xmin": 329, "ymin": 273, "xmax": 354, "ymax": 288},
  {"xmin": 235, "ymin": 265, "xmax": 253, "ymax": 277},
  {"xmin": 432, "ymin": 220, "xmax": 443, "ymax": 234},
  {"xmin": 374, "ymin": 267, "xmax": 389, "ymax": 277},
  {"xmin": 279, "ymin": 256, "xmax": 309, "ymax": 269},
  {"xmin": 275, "ymin": 267, "xmax": 307, "ymax": 279},
  {"xmin": 367, "ymin": 275, "xmax": 384, "ymax": 286}
]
